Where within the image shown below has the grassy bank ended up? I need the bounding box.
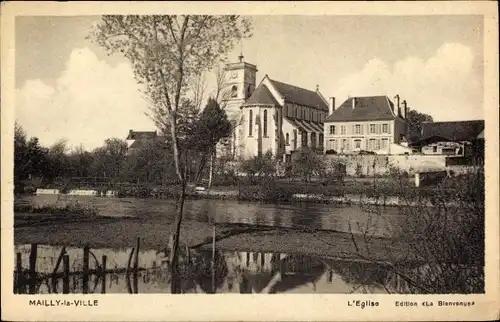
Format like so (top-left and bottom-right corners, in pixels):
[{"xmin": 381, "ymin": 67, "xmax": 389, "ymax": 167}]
[
  {"xmin": 14, "ymin": 199, "xmax": 98, "ymax": 216},
  {"xmin": 14, "ymin": 215, "xmax": 407, "ymax": 264}
]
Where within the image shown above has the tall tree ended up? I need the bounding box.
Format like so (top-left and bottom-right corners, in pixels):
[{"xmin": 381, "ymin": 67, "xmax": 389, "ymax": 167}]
[
  {"xmin": 14, "ymin": 122, "xmax": 29, "ymax": 183},
  {"xmin": 91, "ymin": 138, "xmax": 128, "ymax": 180},
  {"xmin": 89, "ymin": 15, "xmax": 252, "ymax": 293},
  {"xmin": 407, "ymin": 109, "xmax": 434, "ymax": 142},
  {"xmin": 189, "ymin": 97, "xmax": 232, "ymax": 185}
]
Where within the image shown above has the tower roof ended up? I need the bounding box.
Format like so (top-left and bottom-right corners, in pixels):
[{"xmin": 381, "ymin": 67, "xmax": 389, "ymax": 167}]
[{"xmin": 244, "ymin": 84, "xmax": 279, "ymax": 106}]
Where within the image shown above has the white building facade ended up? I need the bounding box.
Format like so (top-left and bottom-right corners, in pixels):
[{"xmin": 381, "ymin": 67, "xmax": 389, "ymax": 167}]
[{"xmin": 221, "ymin": 57, "xmax": 329, "ymax": 161}]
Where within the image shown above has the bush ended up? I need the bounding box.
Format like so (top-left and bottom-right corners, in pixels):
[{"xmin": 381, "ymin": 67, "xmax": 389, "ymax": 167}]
[{"xmin": 350, "ymin": 166, "xmax": 484, "ymax": 293}]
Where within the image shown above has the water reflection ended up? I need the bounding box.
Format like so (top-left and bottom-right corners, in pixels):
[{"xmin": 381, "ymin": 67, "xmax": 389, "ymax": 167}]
[{"xmin": 14, "ymin": 244, "xmax": 412, "ymax": 294}]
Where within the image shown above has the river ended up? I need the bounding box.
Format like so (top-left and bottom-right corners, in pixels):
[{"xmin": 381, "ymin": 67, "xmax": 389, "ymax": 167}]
[{"xmin": 18, "ymin": 194, "xmax": 405, "ymax": 237}]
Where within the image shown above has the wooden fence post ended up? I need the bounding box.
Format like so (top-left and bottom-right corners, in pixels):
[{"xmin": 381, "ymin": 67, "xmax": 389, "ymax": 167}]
[
  {"xmin": 16, "ymin": 252, "xmax": 23, "ymax": 294},
  {"xmin": 52, "ymin": 247, "xmax": 66, "ymax": 275},
  {"xmin": 63, "ymin": 255, "xmax": 70, "ymax": 294},
  {"xmin": 133, "ymin": 237, "xmax": 140, "ymax": 294},
  {"xmin": 82, "ymin": 245, "xmax": 90, "ymax": 294},
  {"xmin": 29, "ymin": 243, "xmax": 38, "ymax": 294},
  {"xmin": 101, "ymin": 255, "xmax": 107, "ymax": 294},
  {"xmin": 125, "ymin": 247, "xmax": 135, "ymax": 294}
]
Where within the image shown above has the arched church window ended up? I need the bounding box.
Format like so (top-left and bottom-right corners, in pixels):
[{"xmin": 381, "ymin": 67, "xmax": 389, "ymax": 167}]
[
  {"xmin": 263, "ymin": 110, "xmax": 268, "ymax": 137},
  {"xmin": 249, "ymin": 110, "xmax": 253, "ymax": 136},
  {"xmin": 231, "ymin": 85, "xmax": 237, "ymax": 98}
]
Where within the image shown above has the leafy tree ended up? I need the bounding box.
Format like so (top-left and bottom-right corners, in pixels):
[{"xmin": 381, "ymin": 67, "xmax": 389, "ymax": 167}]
[
  {"xmin": 291, "ymin": 147, "xmax": 325, "ymax": 182},
  {"xmin": 68, "ymin": 144, "xmax": 95, "ymax": 178},
  {"xmin": 47, "ymin": 139, "xmax": 70, "ymax": 179},
  {"xmin": 25, "ymin": 137, "xmax": 49, "ymax": 179},
  {"xmin": 123, "ymin": 138, "xmax": 175, "ymax": 184},
  {"xmin": 14, "ymin": 122, "xmax": 29, "ymax": 183},
  {"xmin": 407, "ymin": 109, "xmax": 434, "ymax": 142},
  {"xmin": 14, "ymin": 122, "xmax": 50, "ymax": 189},
  {"xmin": 239, "ymin": 150, "xmax": 277, "ymax": 184},
  {"xmin": 91, "ymin": 138, "xmax": 128, "ymax": 180},
  {"xmin": 189, "ymin": 97, "xmax": 232, "ymax": 184},
  {"xmin": 89, "ymin": 15, "xmax": 252, "ymax": 293}
]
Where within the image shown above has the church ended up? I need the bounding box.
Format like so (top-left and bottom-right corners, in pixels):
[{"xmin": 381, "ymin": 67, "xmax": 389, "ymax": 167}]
[{"xmin": 221, "ymin": 55, "xmax": 331, "ymax": 162}]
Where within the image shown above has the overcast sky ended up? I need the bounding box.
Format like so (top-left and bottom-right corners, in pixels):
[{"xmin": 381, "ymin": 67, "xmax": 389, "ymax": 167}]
[{"xmin": 15, "ymin": 15, "xmax": 484, "ymax": 150}]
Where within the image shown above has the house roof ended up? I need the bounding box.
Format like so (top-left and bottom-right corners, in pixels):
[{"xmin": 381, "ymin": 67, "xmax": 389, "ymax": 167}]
[
  {"xmin": 421, "ymin": 120, "xmax": 484, "ymax": 142},
  {"xmin": 409, "ymin": 135, "xmax": 453, "ymax": 148},
  {"xmin": 269, "ymin": 79, "xmax": 329, "ymax": 111},
  {"xmin": 324, "ymin": 96, "xmax": 399, "ymax": 122},
  {"xmin": 126, "ymin": 130, "xmax": 157, "ymax": 140},
  {"xmin": 284, "ymin": 117, "xmax": 323, "ymax": 133},
  {"xmin": 244, "ymin": 84, "xmax": 280, "ymax": 106}
]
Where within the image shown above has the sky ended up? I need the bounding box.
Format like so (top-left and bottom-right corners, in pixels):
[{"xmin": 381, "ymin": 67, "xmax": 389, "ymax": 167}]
[{"xmin": 15, "ymin": 15, "xmax": 484, "ymax": 150}]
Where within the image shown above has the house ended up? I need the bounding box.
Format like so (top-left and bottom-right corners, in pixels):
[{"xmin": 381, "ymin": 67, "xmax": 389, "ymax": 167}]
[
  {"xmin": 125, "ymin": 129, "xmax": 166, "ymax": 150},
  {"xmin": 222, "ymin": 55, "xmax": 329, "ymax": 161},
  {"xmin": 323, "ymin": 95, "xmax": 411, "ymax": 155},
  {"xmin": 410, "ymin": 120, "xmax": 484, "ymax": 158}
]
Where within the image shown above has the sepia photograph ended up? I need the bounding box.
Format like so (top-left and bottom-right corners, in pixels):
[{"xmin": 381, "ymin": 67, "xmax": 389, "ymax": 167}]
[{"xmin": 2, "ymin": 1, "xmax": 499, "ymax": 321}]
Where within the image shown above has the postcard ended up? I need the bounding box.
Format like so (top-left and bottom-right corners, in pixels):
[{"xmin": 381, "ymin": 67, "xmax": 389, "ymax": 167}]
[{"xmin": 1, "ymin": 1, "xmax": 499, "ymax": 321}]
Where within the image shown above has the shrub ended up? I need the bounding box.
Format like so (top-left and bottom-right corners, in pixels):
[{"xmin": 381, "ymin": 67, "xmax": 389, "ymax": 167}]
[{"xmin": 349, "ymin": 166, "xmax": 484, "ymax": 294}]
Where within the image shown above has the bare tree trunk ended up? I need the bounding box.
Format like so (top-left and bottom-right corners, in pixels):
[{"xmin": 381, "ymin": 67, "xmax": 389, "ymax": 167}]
[
  {"xmin": 208, "ymin": 150, "xmax": 214, "ymax": 188},
  {"xmin": 170, "ymin": 180, "xmax": 187, "ymax": 294}
]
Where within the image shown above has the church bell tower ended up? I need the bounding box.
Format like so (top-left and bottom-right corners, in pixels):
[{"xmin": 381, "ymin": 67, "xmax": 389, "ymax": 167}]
[
  {"xmin": 223, "ymin": 54, "xmax": 258, "ymax": 115},
  {"xmin": 221, "ymin": 54, "xmax": 258, "ymax": 160}
]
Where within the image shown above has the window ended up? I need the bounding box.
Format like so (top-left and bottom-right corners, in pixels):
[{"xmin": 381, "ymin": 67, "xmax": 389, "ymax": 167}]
[
  {"xmin": 302, "ymin": 131, "xmax": 308, "ymax": 147},
  {"xmin": 263, "ymin": 110, "xmax": 268, "ymax": 137},
  {"xmin": 293, "ymin": 130, "xmax": 298, "ymax": 149},
  {"xmin": 285, "ymin": 133, "xmax": 290, "ymax": 145},
  {"xmin": 246, "ymin": 85, "xmax": 252, "ymax": 99},
  {"xmin": 248, "ymin": 110, "xmax": 253, "ymax": 136},
  {"xmin": 370, "ymin": 124, "xmax": 376, "ymax": 134},
  {"xmin": 354, "ymin": 139, "xmax": 361, "ymax": 150},
  {"xmin": 381, "ymin": 138, "xmax": 389, "ymax": 149},
  {"xmin": 355, "ymin": 124, "xmax": 361, "ymax": 134},
  {"xmin": 342, "ymin": 139, "xmax": 349, "ymax": 151},
  {"xmin": 369, "ymin": 139, "xmax": 375, "ymax": 151},
  {"xmin": 341, "ymin": 125, "xmax": 346, "ymax": 135},
  {"xmin": 319, "ymin": 133, "xmax": 324, "ymax": 148},
  {"xmin": 375, "ymin": 139, "xmax": 381, "ymax": 150},
  {"xmin": 329, "ymin": 139, "xmax": 335, "ymax": 150},
  {"xmin": 382, "ymin": 124, "xmax": 389, "ymax": 133},
  {"xmin": 231, "ymin": 85, "xmax": 237, "ymax": 98},
  {"xmin": 329, "ymin": 125, "xmax": 336, "ymax": 135},
  {"xmin": 311, "ymin": 133, "xmax": 317, "ymax": 148}
]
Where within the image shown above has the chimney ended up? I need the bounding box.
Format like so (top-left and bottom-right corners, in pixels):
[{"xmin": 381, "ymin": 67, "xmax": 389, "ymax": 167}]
[
  {"xmin": 393, "ymin": 94, "xmax": 400, "ymax": 115},
  {"xmin": 328, "ymin": 97, "xmax": 335, "ymax": 115},
  {"xmin": 402, "ymin": 100, "xmax": 407, "ymax": 119},
  {"xmin": 352, "ymin": 97, "xmax": 356, "ymax": 109}
]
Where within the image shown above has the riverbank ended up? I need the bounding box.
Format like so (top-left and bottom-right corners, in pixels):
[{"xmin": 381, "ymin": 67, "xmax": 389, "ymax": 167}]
[
  {"xmin": 14, "ymin": 213, "xmax": 407, "ymax": 264},
  {"xmin": 17, "ymin": 175, "xmax": 462, "ymax": 208}
]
